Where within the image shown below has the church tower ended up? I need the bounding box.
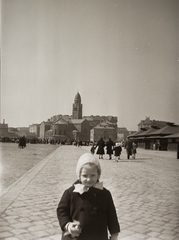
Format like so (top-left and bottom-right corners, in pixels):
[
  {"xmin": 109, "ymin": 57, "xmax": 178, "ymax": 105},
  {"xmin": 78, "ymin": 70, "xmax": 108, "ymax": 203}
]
[{"xmin": 72, "ymin": 92, "xmax": 83, "ymax": 119}]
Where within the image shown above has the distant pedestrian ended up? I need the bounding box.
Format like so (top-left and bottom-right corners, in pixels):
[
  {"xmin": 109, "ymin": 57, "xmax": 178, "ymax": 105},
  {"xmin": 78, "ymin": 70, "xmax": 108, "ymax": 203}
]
[
  {"xmin": 156, "ymin": 141, "xmax": 160, "ymax": 150},
  {"xmin": 113, "ymin": 142, "xmax": 122, "ymax": 162},
  {"xmin": 77, "ymin": 140, "xmax": 82, "ymax": 147},
  {"xmin": 106, "ymin": 138, "xmax": 114, "ymax": 160},
  {"xmin": 132, "ymin": 142, "xmax": 137, "ymax": 159},
  {"xmin": 96, "ymin": 137, "xmax": 105, "ymax": 159},
  {"xmin": 90, "ymin": 143, "xmax": 96, "ymax": 155},
  {"xmin": 57, "ymin": 153, "xmax": 120, "ymax": 240},
  {"xmin": 18, "ymin": 136, "xmax": 26, "ymax": 149},
  {"xmin": 125, "ymin": 137, "xmax": 132, "ymax": 159}
]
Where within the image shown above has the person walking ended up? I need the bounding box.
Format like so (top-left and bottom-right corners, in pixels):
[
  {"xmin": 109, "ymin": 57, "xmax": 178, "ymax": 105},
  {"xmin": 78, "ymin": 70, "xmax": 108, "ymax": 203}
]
[
  {"xmin": 18, "ymin": 136, "xmax": 26, "ymax": 149},
  {"xmin": 106, "ymin": 138, "xmax": 114, "ymax": 160},
  {"xmin": 113, "ymin": 142, "xmax": 122, "ymax": 162},
  {"xmin": 125, "ymin": 137, "xmax": 132, "ymax": 159},
  {"xmin": 96, "ymin": 137, "xmax": 105, "ymax": 159},
  {"xmin": 132, "ymin": 142, "xmax": 137, "ymax": 159},
  {"xmin": 56, "ymin": 153, "xmax": 120, "ymax": 240}
]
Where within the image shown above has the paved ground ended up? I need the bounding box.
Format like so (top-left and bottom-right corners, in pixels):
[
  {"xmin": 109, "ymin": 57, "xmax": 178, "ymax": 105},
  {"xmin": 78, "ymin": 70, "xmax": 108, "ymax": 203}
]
[
  {"xmin": 0, "ymin": 143, "xmax": 59, "ymax": 192},
  {"xmin": 0, "ymin": 145, "xmax": 179, "ymax": 240}
]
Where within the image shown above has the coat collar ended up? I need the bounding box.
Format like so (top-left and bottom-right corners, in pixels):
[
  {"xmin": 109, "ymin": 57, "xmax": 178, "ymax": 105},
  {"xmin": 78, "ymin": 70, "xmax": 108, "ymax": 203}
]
[{"xmin": 73, "ymin": 182, "xmax": 103, "ymax": 195}]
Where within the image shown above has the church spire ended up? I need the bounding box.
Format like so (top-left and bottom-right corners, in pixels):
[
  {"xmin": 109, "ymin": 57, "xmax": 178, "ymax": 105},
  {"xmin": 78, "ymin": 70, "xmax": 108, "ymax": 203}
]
[
  {"xmin": 74, "ymin": 92, "xmax": 81, "ymax": 103},
  {"xmin": 72, "ymin": 92, "xmax": 83, "ymax": 119}
]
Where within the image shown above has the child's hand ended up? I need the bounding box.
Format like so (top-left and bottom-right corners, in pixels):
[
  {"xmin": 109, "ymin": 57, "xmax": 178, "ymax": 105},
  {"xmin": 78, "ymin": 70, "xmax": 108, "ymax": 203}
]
[
  {"xmin": 110, "ymin": 233, "xmax": 118, "ymax": 240},
  {"xmin": 67, "ymin": 222, "xmax": 81, "ymax": 237}
]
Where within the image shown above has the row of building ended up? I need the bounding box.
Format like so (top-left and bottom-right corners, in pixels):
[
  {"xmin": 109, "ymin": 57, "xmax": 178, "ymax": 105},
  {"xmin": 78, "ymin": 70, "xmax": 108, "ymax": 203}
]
[
  {"xmin": 129, "ymin": 117, "xmax": 179, "ymax": 151},
  {"xmin": 0, "ymin": 93, "xmax": 178, "ymax": 151},
  {"xmin": 0, "ymin": 92, "xmax": 133, "ymax": 143}
]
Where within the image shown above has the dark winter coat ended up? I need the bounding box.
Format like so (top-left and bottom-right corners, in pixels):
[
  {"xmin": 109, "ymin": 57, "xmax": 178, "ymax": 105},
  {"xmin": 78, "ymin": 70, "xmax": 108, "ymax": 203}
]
[
  {"xmin": 96, "ymin": 138, "xmax": 105, "ymax": 155},
  {"xmin": 106, "ymin": 139, "xmax": 114, "ymax": 155},
  {"xmin": 114, "ymin": 145, "xmax": 122, "ymax": 157},
  {"xmin": 125, "ymin": 139, "xmax": 132, "ymax": 156},
  {"xmin": 90, "ymin": 145, "xmax": 96, "ymax": 154},
  {"xmin": 57, "ymin": 182, "xmax": 120, "ymax": 240}
]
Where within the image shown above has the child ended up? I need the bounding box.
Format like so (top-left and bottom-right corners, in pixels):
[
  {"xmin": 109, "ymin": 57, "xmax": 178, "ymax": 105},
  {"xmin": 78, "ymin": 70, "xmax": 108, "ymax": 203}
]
[
  {"xmin": 132, "ymin": 142, "xmax": 137, "ymax": 159},
  {"xmin": 90, "ymin": 143, "xmax": 96, "ymax": 155},
  {"xmin": 57, "ymin": 153, "xmax": 120, "ymax": 240},
  {"xmin": 113, "ymin": 142, "xmax": 122, "ymax": 162}
]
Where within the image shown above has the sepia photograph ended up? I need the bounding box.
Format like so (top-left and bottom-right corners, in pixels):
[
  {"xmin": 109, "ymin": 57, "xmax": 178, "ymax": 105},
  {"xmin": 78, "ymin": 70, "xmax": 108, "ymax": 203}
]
[{"xmin": 1, "ymin": 0, "xmax": 179, "ymax": 239}]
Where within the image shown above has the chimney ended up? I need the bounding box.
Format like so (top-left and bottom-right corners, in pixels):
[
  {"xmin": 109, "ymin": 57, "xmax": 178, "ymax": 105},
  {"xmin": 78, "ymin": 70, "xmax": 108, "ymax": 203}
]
[{"xmin": 3, "ymin": 119, "xmax": 5, "ymax": 124}]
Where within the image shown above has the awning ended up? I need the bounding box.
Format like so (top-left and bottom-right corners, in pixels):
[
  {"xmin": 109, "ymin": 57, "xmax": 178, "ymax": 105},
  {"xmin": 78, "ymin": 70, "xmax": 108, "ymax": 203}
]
[
  {"xmin": 162, "ymin": 133, "xmax": 179, "ymax": 138},
  {"xmin": 134, "ymin": 137, "xmax": 145, "ymax": 140},
  {"xmin": 145, "ymin": 135, "xmax": 163, "ymax": 139}
]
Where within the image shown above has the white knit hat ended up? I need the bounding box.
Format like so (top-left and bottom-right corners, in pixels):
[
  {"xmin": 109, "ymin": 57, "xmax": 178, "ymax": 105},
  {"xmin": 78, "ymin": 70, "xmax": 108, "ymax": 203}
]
[
  {"xmin": 76, "ymin": 153, "xmax": 101, "ymax": 179},
  {"xmin": 116, "ymin": 142, "xmax": 121, "ymax": 146}
]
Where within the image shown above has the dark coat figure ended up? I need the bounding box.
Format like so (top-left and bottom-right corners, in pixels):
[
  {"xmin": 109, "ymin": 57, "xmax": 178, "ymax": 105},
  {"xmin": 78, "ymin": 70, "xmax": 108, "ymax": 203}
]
[
  {"xmin": 57, "ymin": 181, "xmax": 120, "ymax": 240},
  {"xmin": 90, "ymin": 144, "xmax": 96, "ymax": 155},
  {"xmin": 125, "ymin": 138, "xmax": 132, "ymax": 159},
  {"xmin": 18, "ymin": 136, "xmax": 26, "ymax": 149},
  {"xmin": 106, "ymin": 138, "xmax": 114, "ymax": 159},
  {"xmin": 113, "ymin": 142, "xmax": 122, "ymax": 161},
  {"xmin": 78, "ymin": 140, "xmax": 83, "ymax": 147},
  {"xmin": 96, "ymin": 138, "xmax": 105, "ymax": 159}
]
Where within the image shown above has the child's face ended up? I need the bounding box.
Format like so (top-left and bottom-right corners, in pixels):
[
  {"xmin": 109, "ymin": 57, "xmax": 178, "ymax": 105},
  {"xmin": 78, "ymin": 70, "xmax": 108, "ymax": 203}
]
[{"xmin": 80, "ymin": 163, "xmax": 99, "ymax": 188}]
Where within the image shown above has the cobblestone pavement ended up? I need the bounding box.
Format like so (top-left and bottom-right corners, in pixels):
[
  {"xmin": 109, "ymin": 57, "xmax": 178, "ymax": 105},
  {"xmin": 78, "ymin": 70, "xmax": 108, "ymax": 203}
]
[{"xmin": 0, "ymin": 146, "xmax": 179, "ymax": 240}]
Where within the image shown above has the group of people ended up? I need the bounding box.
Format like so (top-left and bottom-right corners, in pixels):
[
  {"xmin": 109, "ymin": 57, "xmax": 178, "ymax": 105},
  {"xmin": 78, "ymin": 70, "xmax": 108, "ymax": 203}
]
[
  {"xmin": 125, "ymin": 137, "xmax": 137, "ymax": 159},
  {"xmin": 90, "ymin": 137, "xmax": 137, "ymax": 161}
]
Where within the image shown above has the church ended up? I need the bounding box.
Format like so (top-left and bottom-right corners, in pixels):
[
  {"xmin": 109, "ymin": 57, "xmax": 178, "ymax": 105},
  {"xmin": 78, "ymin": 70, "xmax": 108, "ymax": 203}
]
[{"xmin": 29, "ymin": 92, "xmax": 118, "ymax": 142}]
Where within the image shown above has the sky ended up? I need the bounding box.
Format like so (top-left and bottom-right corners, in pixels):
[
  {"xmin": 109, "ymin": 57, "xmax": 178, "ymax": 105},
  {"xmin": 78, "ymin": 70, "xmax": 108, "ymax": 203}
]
[{"xmin": 1, "ymin": 0, "xmax": 179, "ymax": 131}]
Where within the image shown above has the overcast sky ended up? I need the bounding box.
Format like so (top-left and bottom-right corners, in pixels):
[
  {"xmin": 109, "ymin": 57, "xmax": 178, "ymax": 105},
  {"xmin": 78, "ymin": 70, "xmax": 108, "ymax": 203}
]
[{"xmin": 1, "ymin": 0, "xmax": 179, "ymax": 131}]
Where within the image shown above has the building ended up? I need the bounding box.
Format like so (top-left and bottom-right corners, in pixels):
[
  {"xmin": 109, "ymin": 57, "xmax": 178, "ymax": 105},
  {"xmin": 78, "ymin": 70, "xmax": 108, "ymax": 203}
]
[
  {"xmin": 117, "ymin": 127, "xmax": 134, "ymax": 142},
  {"xmin": 129, "ymin": 121, "xmax": 179, "ymax": 151},
  {"xmin": 37, "ymin": 92, "xmax": 118, "ymax": 142},
  {"xmin": 163, "ymin": 133, "xmax": 179, "ymax": 151},
  {"xmin": 138, "ymin": 116, "xmax": 172, "ymax": 131},
  {"xmin": 29, "ymin": 124, "xmax": 40, "ymax": 138},
  {"xmin": 0, "ymin": 120, "xmax": 36, "ymax": 142},
  {"xmin": 40, "ymin": 121, "xmax": 52, "ymax": 140},
  {"xmin": 90, "ymin": 122, "xmax": 116, "ymax": 142},
  {"xmin": 0, "ymin": 120, "xmax": 8, "ymax": 137}
]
